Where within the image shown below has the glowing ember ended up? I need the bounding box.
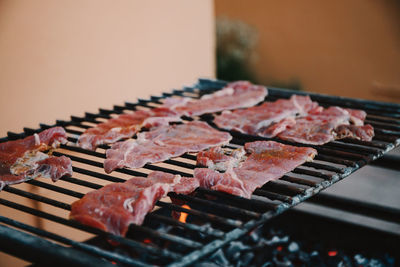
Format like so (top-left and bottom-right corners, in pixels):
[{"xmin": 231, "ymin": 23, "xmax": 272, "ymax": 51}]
[
  {"xmin": 277, "ymin": 246, "xmax": 283, "ymax": 251},
  {"xmin": 328, "ymin": 250, "xmax": 338, "ymax": 257},
  {"xmin": 178, "ymin": 205, "xmax": 191, "ymax": 223},
  {"xmin": 143, "ymin": 239, "xmax": 152, "ymax": 244}
]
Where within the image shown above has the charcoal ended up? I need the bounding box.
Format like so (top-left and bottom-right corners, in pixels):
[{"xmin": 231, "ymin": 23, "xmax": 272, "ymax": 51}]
[
  {"xmin": 354, "ymin": 254, "xmax": 368, "ymax": 265},
  {"xmin": 264, "ymin": 235, "xmax": 289, "ymax": 246},
  {"xmin": 209, "ymin": 248, "xmax": 230, "ymax": 266},
  {"xmin": 287, "ymin": 241, "xmax": 299, "ymax": 253},
  {"xmin": 172, "ymin": 221, "xmax": 395, "ymax": 267},
  {"xmin": 193, "ymin": 262, "xmax": 221, "ymax": 267},
  {"xmin": 239, "ymin": 252, "xmax": 254, "ymax": 266},
  {"xmin": 248, "ymin": 230, "xmax": 260, "ymax": 243},
  {"xmin": 226, "ymin": 241, "xmax": 250, "ymax": 261},
  {"xmin": 261, "ymin": 262, "xmax": 273, "ymax": 267},
  {"xmin": 273, "ymin": 254, "xmax": 292, "ymax": 267}
]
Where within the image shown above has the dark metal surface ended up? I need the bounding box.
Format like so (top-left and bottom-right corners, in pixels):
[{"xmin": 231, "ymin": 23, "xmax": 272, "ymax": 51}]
[
  {"xmin": 0, "ymin": 78, "xmax": 399, "ymax": 266},
  {"xmin": 0, "ymin": 223, "xmax": 114, "ymax": 267}
]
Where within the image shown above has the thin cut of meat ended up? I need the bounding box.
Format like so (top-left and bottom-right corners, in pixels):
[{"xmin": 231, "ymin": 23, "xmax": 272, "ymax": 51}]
[
  {"xmin": 195, "ymin": 141, "xmax": 317, "ymax": 198},
  {"xmin": 163, "ymin": 81, "xmax": 267, "ymax": 117},
  {"xmin": 70, "ymin": 171, "xmax": 199, "ymax": 236},
  {"xmin": 104, "ymin": 121, "xmax": 232, "ymax": 173},
  {"xmin": 335, "ymin": 124, "xmax": 374, "ymax": 141},
  {"xmin": 277, "ymin": 106, "xmax": 374, "ymax": 145},
  {"xmin": 196, "ymin": 146, "xmax": 245, "ymax": 171},
  {"xmin": 0, "ymin": 127, "xmax": 72, "ymax": 190},
  {"xmin": 78, "ymin": 107, "xmax": 181, "ymax": 151},
  {"xmin": 345, "ymin": 108, "xmax": 367, "ymax": 126},
  {"xmin": 258, "ymin": 117, "xmax": 296, "ymax": 138},
  {"xmin": 214, "ymin": 95, "xmax": 318, "ymax": 136},
  {"xmin": 212, "ymin": 91, "xmax": 373, "ymax": 145},
  {"xmin": 278, "ymin": 106, "xmax": 350, "ymax": 145}
]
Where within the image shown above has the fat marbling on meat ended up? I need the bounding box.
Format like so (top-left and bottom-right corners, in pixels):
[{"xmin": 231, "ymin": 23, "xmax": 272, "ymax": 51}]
[
  {"xmin": 70, "ymin": 171, "xmax": 199, "ymax": 236},
  {"xmin": 195, "ymin": 141, "xmax": 317, "ymax": 198},
  {"xmin": 278, "ymin": 106, "xmax": 374, "ymax": 145},
  {"xmin": 0, "ymin": 127, "xmax": 72, "ymax": 190},
  {"xmin": 163, "ymin": 81, "xmax": 268, "ymax": 117},
  {"xmin": 213, "ymin": 95, "xmax": 318, "ymax": 136},
  {"xmin": 78, "ymin": 107, "xmax": 181, "ymax": 151},
  {"xmin": 104, "ymin": 121, "xmax": 232, "ymax": 173}
]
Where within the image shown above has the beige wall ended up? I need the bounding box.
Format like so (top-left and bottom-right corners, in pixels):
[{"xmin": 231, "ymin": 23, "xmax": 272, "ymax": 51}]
[
  {"xmin": 0, "ymin": 1, "xmax": 214, "ymax": 265},
  {"xmin": 216, "ymin": 0, "xmax": 400, "ymax": 102},
  {"xmin": 0, "ymin": 0, "xmax": 215, "ymax": 137}
]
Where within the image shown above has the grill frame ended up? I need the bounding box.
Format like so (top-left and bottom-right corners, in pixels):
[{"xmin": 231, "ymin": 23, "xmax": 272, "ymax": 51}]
[{"xmin": 0, "ymin": 78, "xmax": 399, "ymax": 266}]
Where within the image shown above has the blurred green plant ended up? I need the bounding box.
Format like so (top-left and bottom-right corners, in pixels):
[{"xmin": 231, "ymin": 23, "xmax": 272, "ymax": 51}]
[
  {"xmin": 216, "ymin": 17, "xmax": 302, "ymax": 91},
  {"xmin": 216, "ymin": 17, "xmax": 258, "ymax": 82}
]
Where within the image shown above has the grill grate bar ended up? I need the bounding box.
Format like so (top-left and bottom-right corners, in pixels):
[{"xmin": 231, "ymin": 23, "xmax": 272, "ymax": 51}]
[
  {"xmin": 302, "ymin": 161, "xmax": 346, "ymax": 173},
  {"xmin": 11, "ymin": 153, "xmax": 252, "ymax": 238},
  {"xmin": 253, "ymin": 189, "xmax": 293, "ymax": 203},
  {"xmin": 145, "ymin": 213, "xmax": 224, "ymax": 238},
  {"xmin": 3, "ymin": 186, "xmax": 71, "ymax": 210},
  {"xmin": 59, "ymin": 104, "xmax": 365, "ymax": 179},
  {"xmin": 0, "ymin": 216, "xmax": 150, "ymax": 267},
  {"xmin": 314, "ymin": 154, "xmax": 358, "ymax": 167},
  {"xmin": 24, "ymin": 176, "xmax": 241, "ymax": 244},
  {"xmin": 280, "ymin": 175, "xmax": 320, "ymax": 187},
  {"xmin": 197, "ymin": 188, "xmax": 279, "ymax": 212},
  {"xmin": 168, "ymin": 193, "xmax": 261, "ymax": 220},
  {"xmin": 291, "ymin": 167, "xmax": 334, "ymax": 180},
  {"xmin": 55, "ymin": 154, "xmax": 258, "ymax": 228},
  {"xmin": 4, "ymin": 178, "xmax": 222, "ymax": 253},
  {"xmin": 156, "ymin": 201, "xmax": 242, "ymax": 229},
  {"xmin": 0, "ymin": 197, "xmax": 185, "ymax": 261}
]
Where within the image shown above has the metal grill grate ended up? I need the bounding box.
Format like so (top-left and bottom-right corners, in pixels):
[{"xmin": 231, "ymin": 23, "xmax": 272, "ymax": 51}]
[{"xmin": 0, "ymin": 78, "xmax": 399, "ymax": 267}]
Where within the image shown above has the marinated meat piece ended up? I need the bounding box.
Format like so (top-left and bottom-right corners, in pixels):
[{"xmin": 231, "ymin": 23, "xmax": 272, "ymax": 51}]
[
  {"xmin": 163, "ymin": 81, "xmax": 267, "ymax": 117},
  {"xmin": 277, "ymin": 106, "xmax": 373, "ymax": 145},
  {"xmin": 195, "ymin": 141, "xmax": 317, "ymax": 198},
  {"xmin": 104, "ymin": 121, "xmax": 232, "ymax": 173},
  {"xmin": 214, "ymin": 95, "xmax": 317, "ymax": 135},
  {"xmin": 344, "ymin": 108, "xmax": 367, "ymax": 126},
  {"xmin": 335, "ymin": 124, "xmax": 374, "ymax": 141},
  {"xmin": 0, "ymin": 127, "xmax": 72, "ymax": 190},
  {"xmin": 70, "ymin": 171, "xmax": 199, "ymax": 236},
  {"xmin": 78, "ymin": 107, "xmax": 181, "ymax": 151},
  {"xmin": 277, "ymin": 106, "xmax": 351, "ymax": 145},
  {"xmin": 197, "ymin": 146, "xmax": 245, "ymax": 171},
  {"xmin": 258, "ymin": 117, "xmax": 296, "ymax": 138}
]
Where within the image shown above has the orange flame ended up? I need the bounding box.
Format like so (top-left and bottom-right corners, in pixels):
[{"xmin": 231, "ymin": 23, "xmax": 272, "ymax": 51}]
[
  {"xmin": 328, "ymin": 250, "xmax": 337, "ymax": 257},
  {"xmin": 178, "ymin": 205, "xmax": 191, "ymax": 223}
]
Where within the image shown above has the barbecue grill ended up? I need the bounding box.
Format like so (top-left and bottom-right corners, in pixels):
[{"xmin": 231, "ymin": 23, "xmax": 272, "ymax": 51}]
[{"xmin": 0, "ymin": 78, "xmax": 399, "ymax": 266}]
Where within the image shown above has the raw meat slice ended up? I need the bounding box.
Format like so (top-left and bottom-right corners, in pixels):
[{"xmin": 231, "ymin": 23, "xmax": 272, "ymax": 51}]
[
  {"xmin": 196, "ymin": 146, "xmax": 245, "ymax": 171},
  {"xmin": 214, "ymin": 95, "xmax": 317, "ymax": 135},
  {"xmin": 277, "ymin": 106, "xmax": 351, "ymax": 145},
  {"xmin": 195, "ymin": 141, "xmax": 317, "ymax": 198},
  {"xmin": 258, "ymin": 117, "xmax": 296, "ymax": 138},
  {"xmin": 70, "ymin": 171, "xmax": 199, "ymax": 236},
  {"xmin": 163, "ymin": 81, "xmax": 267, "ymax": 116},
  {"xmin": 78, "ymin": 107, "xmax": 181, "ymax": 151},
  {"xmin": 277, "ymin": 106, "xmax": 373, "ymax": 145},
  {"xmin": 0, "ymin": 127, "xmax": 72, "ymax": 190},
  {"xmin": 104, "ymin": 121, "xmax": 232, "ymax": 173},
  {"xmin": 344, "ymin": 108, "xmax": 367, "ymax": 126},
  {"xmin": 335, "ymin": 124, "xmax": 374, "ymax": 141}
]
